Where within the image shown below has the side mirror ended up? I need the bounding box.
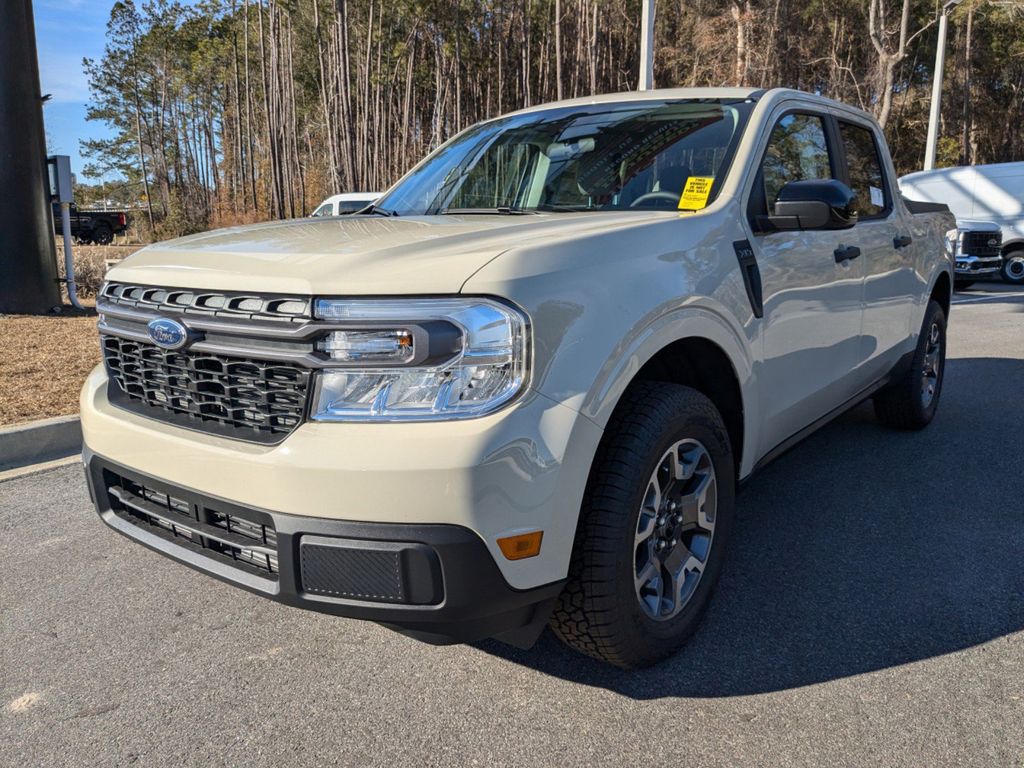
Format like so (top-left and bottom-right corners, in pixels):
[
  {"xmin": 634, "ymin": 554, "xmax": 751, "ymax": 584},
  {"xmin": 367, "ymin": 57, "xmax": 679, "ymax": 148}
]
[{"xmin": 767, "ymin": 179, "xmax": 858, "ymax": 231}]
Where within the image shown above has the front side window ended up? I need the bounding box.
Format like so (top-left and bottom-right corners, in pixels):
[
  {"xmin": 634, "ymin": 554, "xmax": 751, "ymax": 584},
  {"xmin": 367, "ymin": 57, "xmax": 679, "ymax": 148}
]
[
  {"xmin": 311, "ymin": 203, "xmax": 334, "ymax": 217},
  {"xmin": 839, "ymin": 121, "xmax": 889, "ymax": 218},
  {"xmin": 376, "ymin": 99, "xmax": 753, "ymax": 215},
  {"xmin": 760, "ymin": 113, "xmax": 833, "ymax": 207}
]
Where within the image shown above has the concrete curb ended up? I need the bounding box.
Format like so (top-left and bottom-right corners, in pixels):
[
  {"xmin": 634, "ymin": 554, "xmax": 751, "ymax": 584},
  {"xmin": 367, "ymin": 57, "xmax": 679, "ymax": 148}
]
[{"xmin": 0, "ymin": 415, "xmax": 82, "ymax": 471}]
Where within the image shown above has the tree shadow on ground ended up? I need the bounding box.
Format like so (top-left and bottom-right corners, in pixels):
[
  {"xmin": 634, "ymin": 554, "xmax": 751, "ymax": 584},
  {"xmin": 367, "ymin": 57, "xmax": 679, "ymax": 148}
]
[{"xmin": 475, "ymin": 356, "xmax": 1024, "ymax": 699}]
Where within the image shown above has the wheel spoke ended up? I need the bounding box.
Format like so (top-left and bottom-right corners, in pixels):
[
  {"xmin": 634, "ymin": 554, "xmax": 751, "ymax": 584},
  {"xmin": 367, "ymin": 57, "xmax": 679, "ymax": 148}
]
[
  {"xmin": 644, "ymin": 475, "xmax": 662, "ymax": 514},
  {"xmin": 635, "ymin": 508, "xmax": 657, "ymax": 545},
  {"xmin": 634, "ymin": 558, "xmax": 660, "ymax": 592},
  {"xmin": 667, "ymin": 449, "xmax": 685, "ymax": 480},
  {"xmin": 662, "ymin": 540, "xmax": 702, "ymax": 578}
]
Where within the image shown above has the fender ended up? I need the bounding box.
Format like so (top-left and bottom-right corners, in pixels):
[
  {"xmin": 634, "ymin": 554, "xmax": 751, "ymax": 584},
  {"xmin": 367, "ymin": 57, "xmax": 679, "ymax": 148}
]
[{"xmin": 580, "ymin": 301, "xmax": 760, "ymax": 479}]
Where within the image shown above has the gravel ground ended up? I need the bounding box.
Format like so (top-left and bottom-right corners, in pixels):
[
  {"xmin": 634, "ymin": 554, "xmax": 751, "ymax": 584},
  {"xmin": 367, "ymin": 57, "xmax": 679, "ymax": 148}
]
[{"xmin": 1, "ymin": 283, "xmax": 1022, "ymax": 767}]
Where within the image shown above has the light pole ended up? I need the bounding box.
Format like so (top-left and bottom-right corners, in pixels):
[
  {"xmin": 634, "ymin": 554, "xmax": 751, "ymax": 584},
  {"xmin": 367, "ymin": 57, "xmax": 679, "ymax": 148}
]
[
  {"xmin": 0, "ymin": 0, "xmax": 62, "ymax": 313},
  {"xmin": 923, "ymin": 0, "xmax": 963, "ymax": 171},
  {"xmin": 638, "ymin": 0, "xmax": 655, "ymax": 90}
]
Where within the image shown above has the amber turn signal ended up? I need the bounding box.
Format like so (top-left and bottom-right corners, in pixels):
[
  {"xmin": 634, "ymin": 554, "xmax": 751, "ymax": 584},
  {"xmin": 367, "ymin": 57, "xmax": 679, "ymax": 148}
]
[{"xmin": 496, "ymin": 531, "xmax": 543, "ymax": 560}]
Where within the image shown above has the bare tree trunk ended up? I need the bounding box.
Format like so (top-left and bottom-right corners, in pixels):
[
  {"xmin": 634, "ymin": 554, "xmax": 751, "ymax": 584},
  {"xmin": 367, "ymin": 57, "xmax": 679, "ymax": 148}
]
[{"xmin": 555, "ymin": 0, "xmax": 563, "ymax": 100}]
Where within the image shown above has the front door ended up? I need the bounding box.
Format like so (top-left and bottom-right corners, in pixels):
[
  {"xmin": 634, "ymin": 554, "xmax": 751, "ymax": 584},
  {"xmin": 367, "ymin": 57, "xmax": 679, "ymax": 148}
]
[{"xmin": 747, "ymin": 111, "xmax": 866, "ymax": 455}]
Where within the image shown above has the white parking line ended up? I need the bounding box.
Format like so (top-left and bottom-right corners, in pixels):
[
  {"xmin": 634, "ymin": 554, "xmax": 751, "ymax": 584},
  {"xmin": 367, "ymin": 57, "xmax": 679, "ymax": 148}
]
[{"xmin": 951, "ymin": 293, "xmax": 1022, "ymax": 305}]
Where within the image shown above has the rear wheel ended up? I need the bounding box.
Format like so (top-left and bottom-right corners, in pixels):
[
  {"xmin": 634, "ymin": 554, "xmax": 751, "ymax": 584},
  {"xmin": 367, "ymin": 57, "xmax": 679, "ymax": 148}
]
[
  {"xmin": 873, "ymin": 300, "xmax": 946, "ymax": 430},
  {"xmin": 1002, "ymin": 250, "xmax": 1024, "ymax": 284},
  {"xmin": 550, "ymin": 382, "xmax": 735, "ymax": 668},
  {"xmin": 92, "ymin": 223, "xmax": 113, "ymax": 245}
]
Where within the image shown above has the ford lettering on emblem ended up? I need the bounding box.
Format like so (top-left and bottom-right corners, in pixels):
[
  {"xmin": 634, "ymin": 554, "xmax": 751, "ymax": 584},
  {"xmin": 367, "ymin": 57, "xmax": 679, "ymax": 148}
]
[{"xmin": 147, "ymin": 317, "xmax": 189, "ymax": 350}]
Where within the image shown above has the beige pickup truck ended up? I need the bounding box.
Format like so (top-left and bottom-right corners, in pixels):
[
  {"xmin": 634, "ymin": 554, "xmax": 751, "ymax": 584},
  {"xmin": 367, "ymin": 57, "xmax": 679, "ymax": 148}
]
[{"xmin": 82, "ymin": 87, "xmax": 955, "ymax": 667}]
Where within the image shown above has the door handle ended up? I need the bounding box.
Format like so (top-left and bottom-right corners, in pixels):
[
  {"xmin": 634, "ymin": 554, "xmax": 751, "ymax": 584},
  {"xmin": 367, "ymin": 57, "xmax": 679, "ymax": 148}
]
[
  {"xmin": 834, "ymin": 245, "xmax": 861, "ymax": 263},
  {"xmin": 893, "ymin": 235, "xmax": 913, "ymax": 249}
]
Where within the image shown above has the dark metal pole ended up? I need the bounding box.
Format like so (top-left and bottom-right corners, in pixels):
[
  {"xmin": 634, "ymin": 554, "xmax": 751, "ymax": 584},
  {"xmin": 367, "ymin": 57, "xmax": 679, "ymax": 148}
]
[{"xmin": 0, "ymin": 0, "xmax": 61, "ymax": 314}]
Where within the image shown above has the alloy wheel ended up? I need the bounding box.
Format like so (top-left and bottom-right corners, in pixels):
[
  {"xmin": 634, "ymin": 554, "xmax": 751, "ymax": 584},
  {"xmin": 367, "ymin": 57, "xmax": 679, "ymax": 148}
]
[
  {"xmin": 921, "ymin": 320, "xmax": 942, "ymax": 408},
  {"xmin": 634, "ymin": 439, "xmax": 717, "ymax": 621}
]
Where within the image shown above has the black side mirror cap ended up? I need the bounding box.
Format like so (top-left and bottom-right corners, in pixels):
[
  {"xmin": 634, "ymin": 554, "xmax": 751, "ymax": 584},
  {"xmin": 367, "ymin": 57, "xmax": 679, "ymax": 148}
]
[{"xmin": 767, "ymin": 179, "xmax": 859, "ymax": 231}]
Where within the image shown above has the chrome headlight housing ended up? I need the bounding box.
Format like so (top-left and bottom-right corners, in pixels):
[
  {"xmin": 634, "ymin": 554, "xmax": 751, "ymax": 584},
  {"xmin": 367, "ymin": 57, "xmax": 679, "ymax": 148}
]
[
  {"xmin": 311, "ymin": 298, "xmax": 529, "ymax": 421},
  {"xmin": 944, "ymin": 228, "xmax": 960, "ymax": 258}
]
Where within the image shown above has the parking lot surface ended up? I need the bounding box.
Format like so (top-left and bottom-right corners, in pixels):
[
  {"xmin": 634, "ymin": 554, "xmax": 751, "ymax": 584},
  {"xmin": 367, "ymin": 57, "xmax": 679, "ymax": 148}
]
[{"xmin": 3, "ymin": 284, "xmax": 1022, "ymax": 767}]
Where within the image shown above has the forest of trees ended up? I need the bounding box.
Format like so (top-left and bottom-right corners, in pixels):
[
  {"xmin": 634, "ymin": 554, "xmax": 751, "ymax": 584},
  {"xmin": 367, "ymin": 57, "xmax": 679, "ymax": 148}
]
[{"xmin": 81, "ymin": 0, "xmax": 1024, "ymax": 238}]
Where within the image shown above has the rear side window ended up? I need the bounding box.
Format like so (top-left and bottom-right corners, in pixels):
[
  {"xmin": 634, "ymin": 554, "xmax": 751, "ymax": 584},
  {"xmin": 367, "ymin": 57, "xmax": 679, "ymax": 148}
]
[
  {"xmin": 760, "ymin": 114, "xmax": 833, "ymax": 207},
  {"xmin": 337, "ymin": 201, "xmax": 368, "ymax": 214},
  {"xmin": 839, "ymin": 121, "xmax": 889, "ymax": 218}
]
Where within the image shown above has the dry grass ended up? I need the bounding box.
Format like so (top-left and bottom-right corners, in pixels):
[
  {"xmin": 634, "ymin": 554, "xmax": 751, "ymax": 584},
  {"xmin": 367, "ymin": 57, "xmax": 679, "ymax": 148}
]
[
  {"xmin": 0, "ymin": 304, "xmax": 101, "ymax": 426},
  {"xmin": 55, "ymin": 243, "xmax": 143, "ymax": 299},
  {"xmin": 0, "ymin": 244, "xmax": 142, "ymax": 426}
]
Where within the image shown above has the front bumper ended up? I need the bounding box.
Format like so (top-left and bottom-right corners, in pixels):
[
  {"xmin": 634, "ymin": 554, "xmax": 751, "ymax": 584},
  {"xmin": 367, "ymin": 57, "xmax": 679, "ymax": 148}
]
[
  {"xmin": 80, "ymin": 363, "xmax": 603, "ymax": 632},
  {"xmin": 955, "ymin": 255, "xmax": 1002, "ymax": 275},
  {"xmin": 85, "ymin": 451, "xmax": 564, "ymax": 646}
]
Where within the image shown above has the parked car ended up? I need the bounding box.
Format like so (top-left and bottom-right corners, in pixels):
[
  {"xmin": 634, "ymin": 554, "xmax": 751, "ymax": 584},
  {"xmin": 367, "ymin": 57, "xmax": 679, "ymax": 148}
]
[
  {"xmin": 943, "ymin": 219, "xmax": 1003, "ymax": 289},
  {"xmin": 52, "ymin": 202, "xmax": 128, "ymax": 245},
  {"xmin": 900, "ymin": 162, "xmax": 1024, "ymax": 284},
  {"xmin": 310, "ymin": 192, "xmax": 381, "ymax": 217},
  {"xmin": 82, "ymin": 88, "xmax": 954, "ymax": 668}
]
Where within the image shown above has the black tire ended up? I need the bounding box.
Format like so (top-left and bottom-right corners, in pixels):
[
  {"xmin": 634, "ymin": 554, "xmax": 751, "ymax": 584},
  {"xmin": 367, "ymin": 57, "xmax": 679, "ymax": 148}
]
[
  {"xmin": 953, "ymin": 279, "xmax": 974, "ymax": 290},
  {"xmin": 549, "ymin": 381, "xmax": 735, "ymax": 668},
  {"xmin": 873, "ymin": 300, "xmax": 947, "ymax": 430},
  {"xmin": 92, "ymin": 223, "xmax": 113, "ymax": 245},
  {"xmin": 1002, "ymin": 250, "xmax": 1024, "ymax": 285}
]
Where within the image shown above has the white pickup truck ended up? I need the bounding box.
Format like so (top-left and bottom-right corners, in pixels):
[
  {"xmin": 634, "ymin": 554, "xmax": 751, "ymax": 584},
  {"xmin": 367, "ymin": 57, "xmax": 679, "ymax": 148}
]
[{"xmin": 82, "ymin": 87, "xmax": 955, "ymax": 668}]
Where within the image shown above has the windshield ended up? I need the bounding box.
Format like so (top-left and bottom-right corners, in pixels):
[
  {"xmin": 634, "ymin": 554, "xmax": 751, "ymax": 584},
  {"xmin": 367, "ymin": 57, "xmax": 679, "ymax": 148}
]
[{"xmin": 376, "ymin": 99, "xmax": 753, "ymax": 215}]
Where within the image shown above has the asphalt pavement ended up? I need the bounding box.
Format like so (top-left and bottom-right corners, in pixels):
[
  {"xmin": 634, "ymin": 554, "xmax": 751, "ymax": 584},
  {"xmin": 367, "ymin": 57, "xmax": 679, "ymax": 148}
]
[{"xmin": 2, "ymin": 283, "xmax": 1022, "ymax": 767}]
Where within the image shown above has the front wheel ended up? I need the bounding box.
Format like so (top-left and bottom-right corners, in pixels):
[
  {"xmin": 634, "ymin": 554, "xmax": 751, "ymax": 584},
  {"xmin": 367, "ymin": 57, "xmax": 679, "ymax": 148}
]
[
  {"xmin": 550, "ymin": 382, "xmax": 735, "ymax": 668},
  {"xmin": 873, "ymin": 299, "xmax": 947, "ymax": 430},
  {"xmin": 1002, "ymin": 251, "xmax": 1024, "ymax": 284}
]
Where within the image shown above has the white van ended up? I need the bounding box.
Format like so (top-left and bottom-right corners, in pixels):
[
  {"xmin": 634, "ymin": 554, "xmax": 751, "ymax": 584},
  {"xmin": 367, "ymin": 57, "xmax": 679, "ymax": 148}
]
[
  {"xmin": 310, "ymin": 192, "xmax": 381, "ymax": 217},
  {"xmin": 900, "ymin": 162, "xmax": 1024, "ymax": 284}
]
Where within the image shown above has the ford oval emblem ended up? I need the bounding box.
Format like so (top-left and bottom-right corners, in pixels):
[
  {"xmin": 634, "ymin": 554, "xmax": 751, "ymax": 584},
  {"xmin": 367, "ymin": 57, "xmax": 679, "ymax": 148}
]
[
  {"xmin": 147, "ymin": 317, "xmax": 189, "ymax": 350},
  {"xmin": 988, "ymin": 238, "xmax": 998, "ymax": 247}
]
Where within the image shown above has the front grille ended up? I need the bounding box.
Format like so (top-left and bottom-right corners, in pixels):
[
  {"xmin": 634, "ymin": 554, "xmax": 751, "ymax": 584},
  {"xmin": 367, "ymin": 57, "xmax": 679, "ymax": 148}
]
[
  {"xmin": 101, "ymin": 282, "xmax": 312, "ymax": 323},
  {"xmin": 103, "ymin": 468, "xmax": 279, "ymax": 578},
  {"xmin": 961, "ymin": 231, "xmax": 1002, "ymax": 257},
  {"xmin": 102, "ymin": 336, "xmax": 311, "ymax": 442}
]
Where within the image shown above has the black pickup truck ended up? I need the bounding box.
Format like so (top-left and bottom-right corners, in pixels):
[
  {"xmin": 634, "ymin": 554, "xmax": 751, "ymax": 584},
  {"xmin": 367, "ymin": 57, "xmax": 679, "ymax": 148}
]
[{"xmin": 52, "ymin": 203, "xmax": 128, "ymax": 245}]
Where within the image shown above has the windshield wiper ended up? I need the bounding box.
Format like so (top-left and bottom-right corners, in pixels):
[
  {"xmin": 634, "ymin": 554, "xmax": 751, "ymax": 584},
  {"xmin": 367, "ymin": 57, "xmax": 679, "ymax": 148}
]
[
  {"xmin": 359, "ymin": 204, "xmax": 398, "ymax": 217},
  {"xmin": 534, "ymin": 203, "xmax": 591, "ymax": 212},
  {"xmin": 440, "ymin": 207, "xmax": 536, "ymax": 216}
]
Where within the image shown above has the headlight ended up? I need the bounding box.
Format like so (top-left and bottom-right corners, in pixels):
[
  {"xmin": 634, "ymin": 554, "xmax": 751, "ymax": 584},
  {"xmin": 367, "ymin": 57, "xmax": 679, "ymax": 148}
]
[
  {"xmin": 311, "ymin": 298, "xmax": 529, "ymax": 421},
  {"xmin": 944, "ymin": 228, "xmax": 960, "ymax": 258}
]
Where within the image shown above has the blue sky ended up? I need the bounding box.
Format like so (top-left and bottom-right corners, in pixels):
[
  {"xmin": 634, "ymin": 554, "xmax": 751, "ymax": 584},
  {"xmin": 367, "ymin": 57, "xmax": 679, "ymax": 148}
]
[{"xmin": 36, "ymin": 0, "xmax": 114, "ymax": 181}]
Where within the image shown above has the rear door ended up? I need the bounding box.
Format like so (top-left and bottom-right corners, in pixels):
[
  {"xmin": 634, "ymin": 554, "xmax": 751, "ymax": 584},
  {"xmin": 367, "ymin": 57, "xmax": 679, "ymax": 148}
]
[
  {"xmin": 745, "ymin": 109, "xmax": 866, "ymax": 456},
  {"xmin": 834, "ymin": 115, "xmax": 915, "ymax": 379}
]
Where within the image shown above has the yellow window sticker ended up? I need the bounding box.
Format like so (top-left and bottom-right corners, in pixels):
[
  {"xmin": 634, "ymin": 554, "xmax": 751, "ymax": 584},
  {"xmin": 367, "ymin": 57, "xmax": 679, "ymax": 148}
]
[{"xmin": 678, "ymin": 176, "xmax": 715, "ymax": 211}]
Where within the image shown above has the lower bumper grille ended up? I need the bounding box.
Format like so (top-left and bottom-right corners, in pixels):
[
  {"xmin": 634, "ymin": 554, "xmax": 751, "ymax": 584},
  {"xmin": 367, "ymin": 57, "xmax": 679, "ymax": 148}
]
[
  {"xmin": 102, "ymin": 336, "xmax": 311, "ymax": 443},
  {"xmin": 103, "ymin": 468, "xmax": 279, "ymax": 578}
]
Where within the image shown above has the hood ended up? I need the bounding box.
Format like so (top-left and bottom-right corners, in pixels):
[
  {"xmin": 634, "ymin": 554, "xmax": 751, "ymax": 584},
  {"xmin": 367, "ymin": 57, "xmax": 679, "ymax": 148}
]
[
  {"xmin": 956, "ymin": 218, "xmax": 1000, "ymax": 233},
  {"xmin": 107, "ymin": 213, "xmax": 667, "ymax": 295}
]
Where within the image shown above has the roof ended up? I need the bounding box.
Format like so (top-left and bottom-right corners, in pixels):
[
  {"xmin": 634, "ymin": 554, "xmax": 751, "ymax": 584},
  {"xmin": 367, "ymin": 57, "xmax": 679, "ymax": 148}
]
[
  {"xmin": 507, "ymin": 87, "xmax": 763, "ymax": 118},
  {"xmin": 503, "ymin": 86, "xmax": 876, "ymax": 123}
]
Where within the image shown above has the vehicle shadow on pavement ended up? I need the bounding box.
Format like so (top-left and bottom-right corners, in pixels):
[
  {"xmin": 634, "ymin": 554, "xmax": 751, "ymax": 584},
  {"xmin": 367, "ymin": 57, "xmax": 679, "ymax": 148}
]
[{"xmin": 476, "ymin": 356, "xmax": 1024, "ymax": 698}]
